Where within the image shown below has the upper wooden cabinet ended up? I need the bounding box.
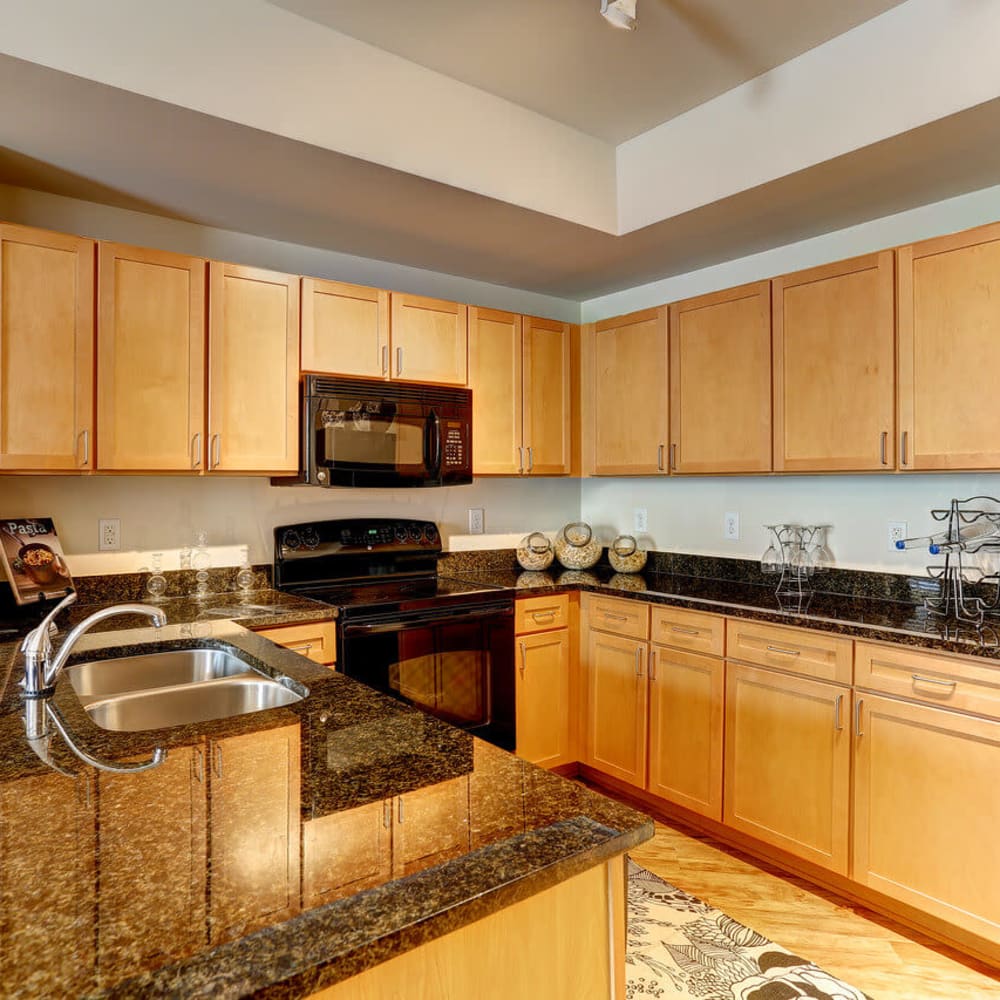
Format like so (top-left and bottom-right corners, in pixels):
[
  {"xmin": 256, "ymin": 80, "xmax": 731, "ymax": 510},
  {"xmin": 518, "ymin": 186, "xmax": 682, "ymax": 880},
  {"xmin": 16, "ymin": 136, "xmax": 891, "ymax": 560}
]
[
  {"xmin": 772, "ymin": 252, "xmax": 895, "ymax": 472},
  {"xmin": 208, "ymin": 262, "xmax": 299, "ymax": 473},
  {"xmin": 669, "ymin": 282, "xmax": 771, "ymax": 473},
  {"xmin": 469, "ymin": 309, "xmax": 573, "ymax": 476},
  {"xmin": 587, "ymin": 307, "xmax": 668, "ymax": 475},
  {"xmin": 301, "ymin": 278, "xmax": 389, "ymax": 379},
  {"xmin": 0, "ymin": 224, "xmax": 95, "ymax": 471},
  {"xmin": 389, "ymin": 293, "xmax": 467, "ymax": 385},
  {"xmin": 97, "ymin": 242, "xmax": 206, "ymax": 471},
  {"xmin": 898, "ymin": 223, "xmax": 1000, "ymax": 470}
]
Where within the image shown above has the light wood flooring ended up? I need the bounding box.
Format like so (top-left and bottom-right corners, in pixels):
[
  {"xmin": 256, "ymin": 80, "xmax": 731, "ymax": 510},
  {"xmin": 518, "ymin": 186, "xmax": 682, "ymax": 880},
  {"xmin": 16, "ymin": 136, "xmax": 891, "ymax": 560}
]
[{"xmin": 630, "ymin": 820, "xmax": 1000, "ymax": 1000}]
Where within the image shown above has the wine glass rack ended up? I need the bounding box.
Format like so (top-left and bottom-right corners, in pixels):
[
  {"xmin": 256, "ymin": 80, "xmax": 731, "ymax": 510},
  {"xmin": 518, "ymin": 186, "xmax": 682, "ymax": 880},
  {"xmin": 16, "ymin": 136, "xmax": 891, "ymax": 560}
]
[{"xmin": 760, "ymin": 524, "xmax": 831, "ymax": 601}]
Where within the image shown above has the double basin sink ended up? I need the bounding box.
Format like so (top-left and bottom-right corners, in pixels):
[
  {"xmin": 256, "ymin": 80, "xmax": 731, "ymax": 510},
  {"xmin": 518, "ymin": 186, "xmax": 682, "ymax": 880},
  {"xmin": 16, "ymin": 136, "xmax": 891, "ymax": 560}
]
[{"xmin": 67, "ymin": 648, "xmax": 305, "ymax": 732}]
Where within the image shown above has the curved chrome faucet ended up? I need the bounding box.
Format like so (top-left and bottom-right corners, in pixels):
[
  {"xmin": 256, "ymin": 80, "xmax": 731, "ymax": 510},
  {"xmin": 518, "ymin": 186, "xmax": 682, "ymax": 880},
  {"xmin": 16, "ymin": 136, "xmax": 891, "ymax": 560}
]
[{"xmin": 20, "ymin": 592, "xmax": 168, "ymax": 696}]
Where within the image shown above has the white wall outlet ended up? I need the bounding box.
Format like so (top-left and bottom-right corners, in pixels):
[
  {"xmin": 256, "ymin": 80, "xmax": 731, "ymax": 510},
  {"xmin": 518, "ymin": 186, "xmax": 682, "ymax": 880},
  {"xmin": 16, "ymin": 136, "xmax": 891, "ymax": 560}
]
[
  {"xmin": 633, "ymin": 508, "xmax": 648, "ymax": 533},
  {"xmin": 887, "ymin": 520, "xmax": 907, "ymax": 552},
  {"xmin": 468, "ymin": 508, "xmax": 485, "ymax": 535},
  {"xmin": 99, "ymin": 517, "xmax": 121, "ymax": 551},
  {"xmin": 724, "ymin": 512, "xmax": 740, "ymax": 541}
]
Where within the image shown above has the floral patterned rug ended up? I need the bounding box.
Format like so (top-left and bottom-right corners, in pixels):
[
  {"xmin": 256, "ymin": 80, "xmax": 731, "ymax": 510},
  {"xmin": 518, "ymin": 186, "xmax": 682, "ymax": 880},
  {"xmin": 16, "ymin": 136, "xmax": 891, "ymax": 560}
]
[{"xmin": 627, "ymin": 859, "xmax": 872, "ymax": 999}]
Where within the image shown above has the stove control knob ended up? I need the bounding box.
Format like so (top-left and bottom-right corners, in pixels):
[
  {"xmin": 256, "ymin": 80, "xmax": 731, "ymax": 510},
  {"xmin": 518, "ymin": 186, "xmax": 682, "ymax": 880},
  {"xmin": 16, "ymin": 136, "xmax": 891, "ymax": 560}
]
[
  {"xmin": 303, "ymin": 528, "xmax": 320, "ymax": 549},
  {"xmin": 407, "ymin": 526, "xmax": 422, "ymax": 542},
  {"xmin": 394, "ymin": 526, "xmax": 408, "ymax": 543},
  {"xmin": 282, "ymin": 530, "xmax": 301, "ymax": 552},
  {"xmin": 423, "ymin": 526, "xmax": 439, "ymax": 544}
]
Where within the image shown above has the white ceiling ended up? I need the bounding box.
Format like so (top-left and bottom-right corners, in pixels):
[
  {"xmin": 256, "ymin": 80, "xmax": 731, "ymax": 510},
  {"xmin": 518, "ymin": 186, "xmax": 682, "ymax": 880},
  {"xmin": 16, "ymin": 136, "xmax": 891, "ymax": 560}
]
[{"xmin": 269, "ymin": 0, "xmax": 906, "ymax": 142}]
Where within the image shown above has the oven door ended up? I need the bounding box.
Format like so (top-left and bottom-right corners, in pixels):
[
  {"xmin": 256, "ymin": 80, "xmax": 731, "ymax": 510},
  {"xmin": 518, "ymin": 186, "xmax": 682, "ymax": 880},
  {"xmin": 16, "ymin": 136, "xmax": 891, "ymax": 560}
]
[{"xmin": 339, "ymin": 601, "xmax": 515, "ymax": 750}]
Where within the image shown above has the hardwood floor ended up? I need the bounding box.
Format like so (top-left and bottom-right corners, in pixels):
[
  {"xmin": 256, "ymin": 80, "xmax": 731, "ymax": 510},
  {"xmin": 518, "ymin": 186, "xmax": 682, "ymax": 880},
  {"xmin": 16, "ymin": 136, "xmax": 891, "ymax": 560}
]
[{"xmin": 630, "ymin": 819, "xmax": 1000, "ymax": 999}]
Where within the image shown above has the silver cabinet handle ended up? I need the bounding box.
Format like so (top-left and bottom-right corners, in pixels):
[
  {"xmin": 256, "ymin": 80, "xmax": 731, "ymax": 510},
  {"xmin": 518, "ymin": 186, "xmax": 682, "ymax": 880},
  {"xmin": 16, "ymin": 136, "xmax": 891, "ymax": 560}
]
[
  {"xmin": 396, "ymin": 346, "xmax": 403, "ymax": 375},
  {"xmin": 191, "ymin": 432, "xmax": 201, "ymax": 469},
  {"xmin": 214, "ymin": 744, "xmax": 223, "ymax": 779},
  {"xmin": 531, "ymin": 610, "xmax": 556, "ymax": 622},
  {"xmin": 288, "ymin": 642, "xmax": 314, "ymax": 655},
  {"xmin": 604, "ymin": 612, "xmax": 628, "ymax": 622},
  {"xmin": 527, "ymin": 446, "xmax": 533, "ymax": 473},
  {"xmin": 834, "ymin": 694, "xmax": 844, "ymax": 731},
  {"xmin": 912, "ymin": 673, "xmax": 958, "ymax": 689},
  {"xmin": 209, "ymin": 433, "xmax": 221, "ymax": 469},
  {"xmin": 880, "ymin": 431, "xmax": 888, "ymax": 466},
  {"xmin": 519, "ymin": 640, "xmax": 527, "ymax": 675},
  {"xmin": 398, "ymin": 798, "xmax": 405, "ymax": 823},
  {"xmin": 383, "ymin": 800, "xmax": 392, "ymax": 829},
  {"xmin": 78, "ymin": 429, "xmax": 90, "ymax": 467},
  {"xmin": 766, "ymin": 644, "xmax": 801, "ymax": 657},
  {"xmin": 381, "ymin": 345, "xmax": 389, "ymax": 376},
  {"xmin": 518, "ymin": 446, "xmax": 524, "ymax": 474},
  {"xmin": 670, "ymin": 443, "xmax": 677, "ymax": 470},
  {"xmin": 649, "ymin": 649, "xmax": 656, "ymax": 681},
  {"xmin": 657, "ymin": 444, "xmax": 665, "ymax": 471},
  {"xmin": 900, "ymin": 430, "xmax": 909, "ymax": 467},
  {"xmin": 194, "ymin": 748, "xmax": 204, "ymax": 783},
  {"xmin": 634, "ymin": 646, "xmax": 643, "ymax": 677},
  {"xmin": 855, "ymin": 697, "xmax": 864, "ymax": 737},
  {"xmin": 671, "ymin": 625, "xmax": 700, "ymax": 636}
]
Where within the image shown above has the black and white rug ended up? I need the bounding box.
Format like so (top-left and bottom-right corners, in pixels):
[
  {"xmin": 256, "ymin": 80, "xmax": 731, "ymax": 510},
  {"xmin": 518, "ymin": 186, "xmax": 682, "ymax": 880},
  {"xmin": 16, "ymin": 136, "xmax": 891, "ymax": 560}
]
[{"xmin": 627, "ymin": 860, "xmax": 872, "ymax": 999}]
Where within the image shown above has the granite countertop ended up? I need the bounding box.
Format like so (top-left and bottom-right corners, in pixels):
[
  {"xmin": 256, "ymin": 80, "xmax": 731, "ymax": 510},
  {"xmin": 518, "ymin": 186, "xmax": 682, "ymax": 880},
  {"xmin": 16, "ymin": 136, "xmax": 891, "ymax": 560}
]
[{"xmin": 0, "ymin": 616, "xmax": 652, "ymax": 999}]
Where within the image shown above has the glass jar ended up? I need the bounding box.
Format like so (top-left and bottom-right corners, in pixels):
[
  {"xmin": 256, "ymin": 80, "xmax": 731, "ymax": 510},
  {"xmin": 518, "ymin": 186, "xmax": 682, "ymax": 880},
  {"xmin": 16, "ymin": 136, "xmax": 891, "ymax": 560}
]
[
  {"xmin": 608, "ymin": 534, "xmax": 647, "ymax": 574},
  {"xmin": 554, "ymin": 522, "xmax": 602, "ymax": 570},
  {"xmin": 516, "ymin": 532, "xmax": 554, "ymax": 571}
]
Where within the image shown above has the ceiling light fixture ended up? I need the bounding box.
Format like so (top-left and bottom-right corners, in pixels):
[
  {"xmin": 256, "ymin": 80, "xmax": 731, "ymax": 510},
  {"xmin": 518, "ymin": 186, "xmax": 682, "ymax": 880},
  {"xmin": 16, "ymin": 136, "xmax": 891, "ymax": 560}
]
[{"xmin": 600, "ymin": 0, "xmax": 637, "ymax": 31}]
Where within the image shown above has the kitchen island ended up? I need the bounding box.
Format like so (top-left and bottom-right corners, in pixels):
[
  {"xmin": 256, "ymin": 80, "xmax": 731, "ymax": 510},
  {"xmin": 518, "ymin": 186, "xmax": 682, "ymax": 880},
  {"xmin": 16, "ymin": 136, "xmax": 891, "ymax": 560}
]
[{"xmin": 0, "ymin": 613, "xmax": 652, "ymax": 999}]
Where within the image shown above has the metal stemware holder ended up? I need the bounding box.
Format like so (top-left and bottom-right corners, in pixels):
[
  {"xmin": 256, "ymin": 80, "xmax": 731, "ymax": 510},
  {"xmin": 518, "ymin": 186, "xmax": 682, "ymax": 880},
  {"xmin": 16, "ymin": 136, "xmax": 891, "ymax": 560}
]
[{"xmin": 760, "ymin": 524, "xmax": 831, "ymax": 601}]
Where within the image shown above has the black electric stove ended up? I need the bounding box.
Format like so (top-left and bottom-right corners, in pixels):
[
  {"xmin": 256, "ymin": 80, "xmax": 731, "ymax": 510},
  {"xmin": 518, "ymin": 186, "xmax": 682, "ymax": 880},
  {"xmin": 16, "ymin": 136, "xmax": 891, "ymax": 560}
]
[{"xmin": 273, "ymin": 518, "xmax": 515, "ymax": 749}]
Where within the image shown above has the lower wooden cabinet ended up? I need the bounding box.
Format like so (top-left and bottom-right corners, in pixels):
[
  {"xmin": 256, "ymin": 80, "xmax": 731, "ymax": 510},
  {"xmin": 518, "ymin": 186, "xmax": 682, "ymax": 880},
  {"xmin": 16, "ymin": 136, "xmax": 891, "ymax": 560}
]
[
  {"xmin": 470, "ymin": 742, "xmax": 526, "ymax": 848},
  {"xmin": 516, "ymin": 629, "xmax": 573, "ymax": 769},
  {"xmin": 582, "ymin": 627, "xmax": 648, "ymax": 788},
  {"xmin": 647, "ymin": 645, "xmax": 723, "ymax": 821},
  {"xmin": 255, "ymin": 619, "xmax": 337, "ymax": 666},
  {"xmin": 393, "ymin": 776, "xmax": 471, "ymax": 877},
  {"xmin": 853, "ymin": 693, "xmax": 1000, "ymax": 942},
  {"xmin": 724, "ymin": 662, "xmax": 851, "ymax": 875}
]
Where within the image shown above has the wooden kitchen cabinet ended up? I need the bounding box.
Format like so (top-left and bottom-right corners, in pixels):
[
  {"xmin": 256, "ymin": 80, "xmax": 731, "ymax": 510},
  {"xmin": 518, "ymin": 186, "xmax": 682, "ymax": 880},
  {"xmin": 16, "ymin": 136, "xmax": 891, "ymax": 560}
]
[
  {"xmin": 0, "ymin": 223, "xmax": 95, "ymax": 471},
  {"xmin": 0, "ymin": 771, "xmax": 95, "ymax": 996},
  {"xmin": 647, "ymin": 645, "xmax": 723, "ymax": 821},
  {"xmin": 393, "ymin": 775, "xmax": 471, "ymax": 877},
  {"xmin": 668, "ymin": 282, "xmax": 771, "ymax": 473},
  {"xmin": 208, "ymin": 262, "xmax": 299, "ymax": 473},
  {"xmin": 516, "ymin": 628, "xmax": 573, "ymax": 769},
  {"xmin": 301, "ymin": 277, "xmax": 389, "ymax": 379},
  {"xmin": 772, "ymin": 251, "xmax": 895, "ymax": 471},
  {"xmin": 470, "ymin": 741, "xmax": 525, "ymax": 848},
  {"xmin": 898, "ymin": 222, "xmax": 1000, "ymax": 470},
  {"xmin": 853, "ymin": 693, "xmax": 1000, "ymax": 943},
  {"xmin": 254, "ymin": 619, "xmax": 337, "ymax": 666},
  {"xmin": 389, "ymin": 293, "xmax": 467, "ymax": 385},
  {"xmin": 469, "ymin": 309, "xmax": 572, "ymax": 475},
  {"xmin": 303, "ymin": 800, "xmax": 392, "ymax": 908},
  {"xmin": 587, "ymin": 307, "xmax": 668, "ymax": 475},
  {"xmin": 97, "ymin": 242, "xmax": 206, "ymax": 471},
  {"xmin": 724, "ymin": 662, "xmax": 850, "ymax": 875},
  {"xmin": 96, "ymin": 746, "xmax": 207, "ymax": 983},
  {"xmin": 209, "ymin": 723, "xmax": 301, "ymax": 944}
]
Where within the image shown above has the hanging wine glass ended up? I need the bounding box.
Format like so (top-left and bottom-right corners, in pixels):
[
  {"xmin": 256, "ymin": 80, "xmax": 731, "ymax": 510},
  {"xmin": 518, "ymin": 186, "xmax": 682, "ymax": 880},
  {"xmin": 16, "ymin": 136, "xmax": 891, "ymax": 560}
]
[
  {"xmin": 145, "ymin": 552, "xmax": 167, "ymax": 602},
  {"xmin": 761, "ymin": 526, "xmax": 781, "ymax": 575}
]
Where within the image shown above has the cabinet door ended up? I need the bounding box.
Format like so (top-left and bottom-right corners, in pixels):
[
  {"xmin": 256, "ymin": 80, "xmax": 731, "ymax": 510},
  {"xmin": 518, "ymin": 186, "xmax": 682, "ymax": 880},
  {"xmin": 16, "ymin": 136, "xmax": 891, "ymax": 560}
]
[
  {"xmin": 208, "ymin": 262, "xmax": 299, "ymax": 473},
  {"xmin": 390, "ymin": 293, "xmax": 467, "ymax": 385},
  {"xmin": 303, "ymin": 800, "xmax": 392, "ymax": 908},
  {"xmin": 0, "ymin": 224, "xmax": 94, "ymax": 470},
  {"xmin": 773, "ymin": 252, "xmax": 894, "ymax": 471},
  {"xmin": 583, "ymin": 628, "xmax": 648, "ymax": 788},
  {"xmin": 898, "ymin": 223, "xmax": 1000, "ymax": 470},
  {"xmin": 648, "ymin": 646, "xmax": 723, "ymax": 821},
  {"xmin": 516, "ymin": 629, "xmax": 572, "ymax": 769},
  {"xmin": 724, "ymin": 663, "xmax": 850, "ymax": 874},
  {"xmin": 468, "ymin": 306, "xmax": 522, "ymax": 474},
  {"xmin": 96, "ymin": 747, "xmax": 207, "ymax": 984},
  {"xmin": 523, "ymin": 316, "xmax": 572, "ymax": 475},
  {"xmin": 301, "ymin": 277, "xmax": 389, "ymax": 378},
  {"xmin": 590, "ymin": 308, "xmax": 668, "ymax": 475},
  {"xmin": 0, "ymin": 771, "xmax": 95, "ymax": 996},
  {"xmin": 209, "ymin": 723, "xmax": 301, "ymax": 944},
  {"xmin": 394, "ymin": 776, "xmax": 471, "ymax": 877},
  {"xmin": 97, "ymin": 242, "xmax": 205, "ymax": 471},
  {"xmin": 854, "ymin": 694, "xmax": 1000, "ymax": 942},
  {"xmin": 669, "ymin": 282, "xmax": 771, "ymax": 473},
  {"xmin": 470, "ymin": 741, "xmax": 525, "ymax": 849}
]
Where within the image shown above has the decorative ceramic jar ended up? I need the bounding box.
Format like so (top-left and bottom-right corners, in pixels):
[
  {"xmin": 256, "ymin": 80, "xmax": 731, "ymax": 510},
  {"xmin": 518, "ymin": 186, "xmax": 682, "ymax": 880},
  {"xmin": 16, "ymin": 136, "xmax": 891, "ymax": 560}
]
[{"xmin": 554, "ymin": 522, "xmax": 602, "ymax": 570}]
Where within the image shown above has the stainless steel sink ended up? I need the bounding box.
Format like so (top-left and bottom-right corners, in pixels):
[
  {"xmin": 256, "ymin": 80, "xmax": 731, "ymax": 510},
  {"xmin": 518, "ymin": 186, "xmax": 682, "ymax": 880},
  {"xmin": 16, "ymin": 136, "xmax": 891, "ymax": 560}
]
[
  {"xmin": 67, "ymin": 648, "xmax": 252, "ymax": 698},
  {"xmin": 81, "ymin": 675, "xmax": 304, "ymax": 732}
]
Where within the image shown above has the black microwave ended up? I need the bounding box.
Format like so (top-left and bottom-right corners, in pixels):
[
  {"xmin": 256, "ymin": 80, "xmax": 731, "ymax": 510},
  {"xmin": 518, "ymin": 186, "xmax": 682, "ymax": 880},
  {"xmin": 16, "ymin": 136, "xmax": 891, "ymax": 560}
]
[{"xmin": 276, "ymin": 375, "xmax": 473, "ymax": 488}]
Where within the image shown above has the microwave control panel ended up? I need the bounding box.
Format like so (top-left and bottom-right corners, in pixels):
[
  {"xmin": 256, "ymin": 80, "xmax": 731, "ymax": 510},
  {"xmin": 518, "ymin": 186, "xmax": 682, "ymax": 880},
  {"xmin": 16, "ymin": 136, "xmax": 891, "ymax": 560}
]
[{"xmin": 442, "ymin": 422, "xmax": 467, "ymax": 469}]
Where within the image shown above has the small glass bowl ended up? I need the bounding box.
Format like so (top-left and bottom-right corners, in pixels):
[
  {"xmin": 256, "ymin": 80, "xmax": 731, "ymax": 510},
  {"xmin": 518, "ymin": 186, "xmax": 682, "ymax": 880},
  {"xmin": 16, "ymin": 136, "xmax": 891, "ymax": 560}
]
[
  {"xmin": 608, "ymin": 534, "xmax": 647, "ymax": 574},
  {"xmin": 516, "ymin": 532, "xmax": 554, "ymax": 571},
  {"xmin": 554, "ymin": 522, "xmax": 602, "ymax": 570}
]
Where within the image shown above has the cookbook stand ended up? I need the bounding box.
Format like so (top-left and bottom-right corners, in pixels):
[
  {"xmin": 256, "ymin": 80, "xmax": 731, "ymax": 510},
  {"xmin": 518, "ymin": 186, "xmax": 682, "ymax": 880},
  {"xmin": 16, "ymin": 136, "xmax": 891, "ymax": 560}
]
[{"xmin": 0, "ymin": 517, "xmax": 75, "ymax": 606}]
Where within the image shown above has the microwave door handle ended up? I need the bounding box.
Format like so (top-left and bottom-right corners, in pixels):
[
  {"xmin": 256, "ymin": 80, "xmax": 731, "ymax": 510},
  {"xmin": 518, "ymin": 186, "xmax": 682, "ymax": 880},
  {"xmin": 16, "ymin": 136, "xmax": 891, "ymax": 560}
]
[{"xmin": 425, "ymin": 409, "xmax": 442, "ymax": 478}]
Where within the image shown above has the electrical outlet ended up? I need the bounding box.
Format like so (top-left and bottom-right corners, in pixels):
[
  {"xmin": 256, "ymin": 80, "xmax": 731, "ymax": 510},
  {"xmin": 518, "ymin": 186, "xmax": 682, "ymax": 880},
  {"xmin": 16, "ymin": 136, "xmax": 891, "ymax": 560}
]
[
  {"xmin": 888, "ymin": 520, "xmax": 907, "ymax": 552},
  {"xmin": 99, "ymin": 517, "xmax": 121, "ymax": 552},
  {"xmin": 633, "ymin": 508, "xmax": 648, "ymax": 533},
  {"xmin": 724, "ymin": 512, "xmax": 740, "ymax": 541},
  {"xmin": 468, "ymin": 508, "xmax": 485, "ymax": 535}
]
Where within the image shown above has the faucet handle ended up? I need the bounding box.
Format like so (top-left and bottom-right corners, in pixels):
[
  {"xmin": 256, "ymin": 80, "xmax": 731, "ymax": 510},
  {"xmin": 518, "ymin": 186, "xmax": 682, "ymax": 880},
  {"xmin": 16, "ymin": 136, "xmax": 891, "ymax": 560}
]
[{"xmin": 21, "ymin": 591, "xmax": 77, "ymax": 659}]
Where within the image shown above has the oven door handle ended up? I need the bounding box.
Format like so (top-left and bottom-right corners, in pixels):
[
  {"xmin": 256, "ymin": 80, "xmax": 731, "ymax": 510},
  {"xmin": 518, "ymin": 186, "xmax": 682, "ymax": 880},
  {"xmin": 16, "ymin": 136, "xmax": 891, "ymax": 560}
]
[{"xmin": 344, "ymin": 606, "xmax": 512, "ymax": 634}]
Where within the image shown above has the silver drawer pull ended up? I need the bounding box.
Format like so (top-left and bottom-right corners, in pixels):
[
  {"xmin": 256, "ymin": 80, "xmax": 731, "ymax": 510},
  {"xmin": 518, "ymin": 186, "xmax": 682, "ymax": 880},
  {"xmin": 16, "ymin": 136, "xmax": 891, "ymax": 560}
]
[
  {"xmin": 671, "ymin": 625, "xmax": 700, "ymax": 636},
  {"xmin": 531, "ymin": 611, "xmax": 556, "ymax": 621},
  {"xmin": 288, "ymin": 642, "xmax": 314, "ymax": 655},
  {"xmin": 766, "ymin": 644, "xmax": 801, "ymax": 657},
  {"xmin": 912, "ymin": 673, "xmax": 958, "ymax": 689},
  {"xmin": 604, "ymin": 612, "xmax": 629, "ymax": 622}
]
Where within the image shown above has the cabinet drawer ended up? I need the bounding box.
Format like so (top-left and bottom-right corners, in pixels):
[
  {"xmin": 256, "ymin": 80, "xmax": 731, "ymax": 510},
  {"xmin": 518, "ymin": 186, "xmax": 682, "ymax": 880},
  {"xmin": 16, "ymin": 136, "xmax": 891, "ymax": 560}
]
[
  {"xmin": 856, "ymin": 640, "xmax": 1000, "ymax": 721},
  {"xmin": 584, "ymin": 594, "xmax": 649, "ymax": 640},
  {"xmin": 725, "ymin": 619, "xmax": 851, "ymax": 685},
  {"xmin": 516, "ymin": 594, "xmax": 570, "ymax": 634},
  {"xmin": 255, "ymin": 620, "xmax": 337, "ymax": 666},
  {"xmin": 650, "ymin": 606, "xmax": 724, "ymax": 657}
]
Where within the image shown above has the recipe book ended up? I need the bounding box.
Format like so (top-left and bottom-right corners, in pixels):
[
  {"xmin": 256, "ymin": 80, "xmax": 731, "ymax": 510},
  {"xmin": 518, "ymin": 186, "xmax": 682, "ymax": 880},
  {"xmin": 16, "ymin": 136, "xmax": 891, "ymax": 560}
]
[{"xmin": 0, "ymin": 517, "xmax": 75, "ymax": 605}]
